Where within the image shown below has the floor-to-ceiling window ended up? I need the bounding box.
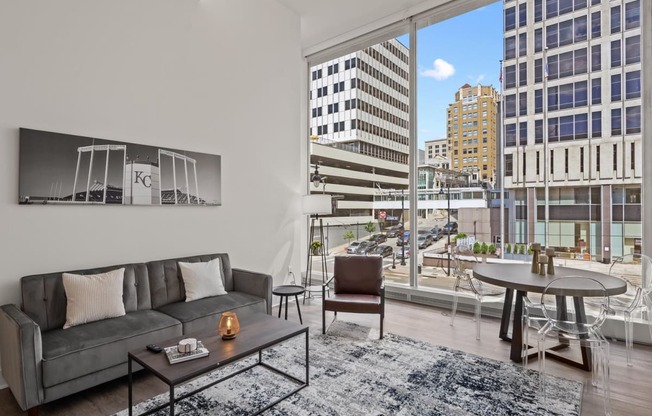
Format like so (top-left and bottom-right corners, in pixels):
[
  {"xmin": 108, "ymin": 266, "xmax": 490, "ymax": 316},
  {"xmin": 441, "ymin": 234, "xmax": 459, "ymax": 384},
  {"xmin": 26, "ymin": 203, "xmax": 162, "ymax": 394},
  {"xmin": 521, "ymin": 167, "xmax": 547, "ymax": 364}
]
[{"xmin": 305, "ymin": 0, "xmax": 648, "ymax": 319}]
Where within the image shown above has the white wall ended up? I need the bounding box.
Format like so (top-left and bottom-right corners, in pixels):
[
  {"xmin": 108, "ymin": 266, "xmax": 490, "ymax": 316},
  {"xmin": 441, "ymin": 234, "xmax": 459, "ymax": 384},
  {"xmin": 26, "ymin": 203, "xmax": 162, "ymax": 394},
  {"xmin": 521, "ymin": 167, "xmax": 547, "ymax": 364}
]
[{"xmin": 0, "ymin": 0, "xmax": 304, "ymax": 385}]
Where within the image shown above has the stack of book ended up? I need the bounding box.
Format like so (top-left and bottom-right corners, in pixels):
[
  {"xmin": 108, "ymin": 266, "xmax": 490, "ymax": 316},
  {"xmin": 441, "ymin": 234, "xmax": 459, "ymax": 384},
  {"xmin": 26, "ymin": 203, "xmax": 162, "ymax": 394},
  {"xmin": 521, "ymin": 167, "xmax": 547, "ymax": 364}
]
[{"xmin": 164, "ymin": 341, "xmax": 209, "ymax": 364}]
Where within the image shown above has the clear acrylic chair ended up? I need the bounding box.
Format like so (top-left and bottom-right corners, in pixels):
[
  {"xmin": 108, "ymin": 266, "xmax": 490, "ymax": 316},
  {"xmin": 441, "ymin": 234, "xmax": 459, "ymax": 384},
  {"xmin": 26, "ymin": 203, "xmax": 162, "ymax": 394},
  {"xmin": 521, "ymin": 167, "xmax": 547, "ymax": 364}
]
[
  {"xmin": 607, "ymin": 253, "xmax": 652, "ymax": 366},
  {"xmin": 450, "ymin": 247, "xmax": 504, "ymax": 340},
  {"xmin": 537, "ymin": 277, "xmax": 612, "ymax": 415},
  {"xmin": 521, "ymin": 295, "xmax": 548, "ymax": 369}
]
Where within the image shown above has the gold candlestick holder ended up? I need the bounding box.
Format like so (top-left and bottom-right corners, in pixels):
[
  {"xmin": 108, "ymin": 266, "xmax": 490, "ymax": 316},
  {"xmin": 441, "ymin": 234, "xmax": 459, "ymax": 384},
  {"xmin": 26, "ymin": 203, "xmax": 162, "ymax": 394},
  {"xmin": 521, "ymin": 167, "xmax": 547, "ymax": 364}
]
[
  {"xmin": 545, "ymin": 248, "xmax": 555, "ymax": 275},
  {"xmin": 538, "ymin": 254, "xmax": 548, "ymax": 276},
  {"xmin": 531, "ymin": 243, "xmax": 541, "ymax": 273}
]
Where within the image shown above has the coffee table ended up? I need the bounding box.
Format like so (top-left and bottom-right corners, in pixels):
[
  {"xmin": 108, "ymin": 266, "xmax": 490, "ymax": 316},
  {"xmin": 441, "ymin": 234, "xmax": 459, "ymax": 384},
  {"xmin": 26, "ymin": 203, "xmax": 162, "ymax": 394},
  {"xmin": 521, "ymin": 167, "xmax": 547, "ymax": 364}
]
[{"xmin": 128, "ymin": 313, "xmax": 309, "ymax": 416}]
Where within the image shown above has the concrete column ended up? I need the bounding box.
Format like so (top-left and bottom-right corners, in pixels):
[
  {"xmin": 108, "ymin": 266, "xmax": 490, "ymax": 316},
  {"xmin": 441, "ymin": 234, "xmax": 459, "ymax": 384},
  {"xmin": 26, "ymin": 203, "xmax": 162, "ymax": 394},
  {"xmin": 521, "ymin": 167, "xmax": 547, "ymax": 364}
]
[
  {"xmin": 527, "ymin": 187, "xmax": 536, "ymax": 243},
  {"xmin": 601, "ymin": 184, "xmax": 612, "ymax": 263}
]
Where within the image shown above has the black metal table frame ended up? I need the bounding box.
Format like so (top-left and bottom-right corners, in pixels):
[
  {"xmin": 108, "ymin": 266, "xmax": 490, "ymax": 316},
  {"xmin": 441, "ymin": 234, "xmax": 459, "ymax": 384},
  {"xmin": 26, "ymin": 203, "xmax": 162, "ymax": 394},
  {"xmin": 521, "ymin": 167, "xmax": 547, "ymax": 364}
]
[
  {"xmin": 276, "ymin": 290, "xmax": 304, "ymax": 324},
  {"xmin": 128, "ymin": 328, "xmax": 309, "ymax": 416},
  {"xmin": 499, "ymin": 288, "xmax": 592, "ymax": 371}
]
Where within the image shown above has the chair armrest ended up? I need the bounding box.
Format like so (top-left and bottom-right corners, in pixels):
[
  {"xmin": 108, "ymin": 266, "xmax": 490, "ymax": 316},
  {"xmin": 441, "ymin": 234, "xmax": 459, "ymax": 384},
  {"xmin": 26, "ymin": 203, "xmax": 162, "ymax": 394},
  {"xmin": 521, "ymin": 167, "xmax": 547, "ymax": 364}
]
[
  {"xmin": 0, "ymin": 304, "xmax": 43, "ymax": 411},
  {"xmin": 322, "ymin": 275, "xmax": 336, "ymax": 300},
  {"xmin": 323, "ymin": 275, "xmax": 336, "ymax": 288},
  {"xmin": 232, "ymin": 268, "xmax": 273, "ymax": 315}
]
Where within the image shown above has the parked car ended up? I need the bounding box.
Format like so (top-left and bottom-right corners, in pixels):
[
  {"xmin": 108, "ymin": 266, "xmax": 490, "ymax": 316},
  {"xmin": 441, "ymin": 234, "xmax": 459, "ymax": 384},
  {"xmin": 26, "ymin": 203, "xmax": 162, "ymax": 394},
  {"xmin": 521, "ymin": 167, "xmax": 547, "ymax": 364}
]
[
  {"xmin": 369, "ymin": 234, "xmax": 387, "ymax": 244},
  {"xmin": 418, "ymin": 234, "xmax": 434, "ymax": 249},
  {"xmin": 396, "ymin": 231, "xmax": 410, "ymax": 246},
  {"xmin": 372, "ymin": 244, "xmax": 393, "ymax": 258},
  {"xmin": 346, "ymin": 240, "xmax": 362, "ymax": 254},
  {"xmin": 386, "ymin": 225, "xmax": 404, "ymax": 238},
  {"xmin": 356, "ymin": 241, "xmax": 378, "ymax": 255},
  {"xmin": 442, "ymin": 222, "xmax": 458, "ymax": 235},
  {"xmin": 431, "ymin": 227, "xmax": 443, "ymax": 241},
  {"xmin": 396, "ymin": 244, "xmax": 411, "ymax": 259}
]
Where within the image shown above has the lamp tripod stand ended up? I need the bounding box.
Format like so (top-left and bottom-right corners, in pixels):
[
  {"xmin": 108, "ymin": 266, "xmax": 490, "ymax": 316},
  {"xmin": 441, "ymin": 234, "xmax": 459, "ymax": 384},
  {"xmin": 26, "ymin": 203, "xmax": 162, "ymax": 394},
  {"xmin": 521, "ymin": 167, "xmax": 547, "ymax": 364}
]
[{"xmin": 304, "ymin": 215, "xmax": 329, "ymax": 303}]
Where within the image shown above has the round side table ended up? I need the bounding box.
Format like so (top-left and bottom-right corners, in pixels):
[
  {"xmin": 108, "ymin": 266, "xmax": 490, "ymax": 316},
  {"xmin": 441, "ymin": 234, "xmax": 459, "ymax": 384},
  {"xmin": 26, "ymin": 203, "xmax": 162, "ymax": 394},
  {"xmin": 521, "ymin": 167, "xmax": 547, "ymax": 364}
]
[{"xmin": 272, "ymin": 285, "xmax": 306, "ymax": 324}]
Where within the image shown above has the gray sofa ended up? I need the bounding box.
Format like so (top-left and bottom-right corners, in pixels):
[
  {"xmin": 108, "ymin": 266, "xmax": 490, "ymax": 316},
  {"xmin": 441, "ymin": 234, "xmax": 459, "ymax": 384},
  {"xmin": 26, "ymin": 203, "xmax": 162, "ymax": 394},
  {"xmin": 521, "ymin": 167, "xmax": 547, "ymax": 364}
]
[{"xmin": 0, "ymin": 253, "xmax": 272, "ymax": 413}]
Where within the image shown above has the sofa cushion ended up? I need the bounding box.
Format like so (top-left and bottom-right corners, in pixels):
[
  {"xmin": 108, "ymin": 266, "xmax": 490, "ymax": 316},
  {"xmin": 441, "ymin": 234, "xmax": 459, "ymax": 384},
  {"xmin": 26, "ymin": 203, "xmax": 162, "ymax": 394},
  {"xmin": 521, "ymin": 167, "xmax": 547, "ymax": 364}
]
[
  {"xmin": 178, "ymin": 258, "xmax": 227, "ymax": 302},
  {"xmin": 157, "ymin": 292, "xmax": 265, "ymax": 334},
  {"xmin": 41, "ymin": 310, "xmax": 181, "ymax": 388},
  {"xmin": 62, "ymin": 268, "xmax": 126, "ymax": 329},
  {"xmin": 147, "ymin": 254, "xmax": 233, "ymax": 309}
]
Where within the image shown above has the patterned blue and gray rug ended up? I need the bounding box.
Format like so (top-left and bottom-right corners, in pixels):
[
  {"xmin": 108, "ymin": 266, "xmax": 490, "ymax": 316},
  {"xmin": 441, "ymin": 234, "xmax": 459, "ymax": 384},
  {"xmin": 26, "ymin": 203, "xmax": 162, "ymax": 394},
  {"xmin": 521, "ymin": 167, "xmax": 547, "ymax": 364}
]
[{"xmin": 118, "ymin": 321, "xmax": 582, "ymax": 415}]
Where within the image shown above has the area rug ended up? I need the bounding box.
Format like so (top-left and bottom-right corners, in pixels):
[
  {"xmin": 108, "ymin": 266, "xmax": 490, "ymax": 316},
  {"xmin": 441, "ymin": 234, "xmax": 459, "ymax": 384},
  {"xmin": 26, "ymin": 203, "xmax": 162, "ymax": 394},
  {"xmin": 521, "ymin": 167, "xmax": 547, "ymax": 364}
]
[{"xmin": 117, "ymin": 322, "xmax": 582, "ymax": 416}]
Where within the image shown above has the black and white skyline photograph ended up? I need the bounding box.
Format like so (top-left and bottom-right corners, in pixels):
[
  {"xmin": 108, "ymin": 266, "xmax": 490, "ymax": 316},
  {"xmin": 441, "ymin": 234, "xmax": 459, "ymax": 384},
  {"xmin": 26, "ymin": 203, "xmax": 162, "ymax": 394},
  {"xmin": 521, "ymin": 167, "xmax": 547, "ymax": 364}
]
[{"xmin": 19, "ymin": 128, "xmax": 221, "ymax": 206}]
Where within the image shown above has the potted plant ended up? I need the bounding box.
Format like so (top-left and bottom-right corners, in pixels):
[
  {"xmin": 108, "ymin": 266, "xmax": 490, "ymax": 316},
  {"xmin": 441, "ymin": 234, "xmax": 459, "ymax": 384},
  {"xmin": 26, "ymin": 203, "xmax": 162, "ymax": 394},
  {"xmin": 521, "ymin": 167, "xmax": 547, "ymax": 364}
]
[
  {"xmin": 480, "ymin": 242, "xmax": 488, "ymax": 255},
  {"xmin": 488, "ymin": 244, "xmax": 496, "ymax": 255},
  {"xmin": 506, "ymin": 243, "xmax": 512, "ymax": 255},
  {"xmin": 473, "ymin": 241, "xmax": 481, "ymax": 254},
  {"xmin": 310, "ymin": 241, "xmax": 323, "ymax": 255},
  {"xmin": 519, "ymin": 244, "xmax": 526, "ymax": 255}
]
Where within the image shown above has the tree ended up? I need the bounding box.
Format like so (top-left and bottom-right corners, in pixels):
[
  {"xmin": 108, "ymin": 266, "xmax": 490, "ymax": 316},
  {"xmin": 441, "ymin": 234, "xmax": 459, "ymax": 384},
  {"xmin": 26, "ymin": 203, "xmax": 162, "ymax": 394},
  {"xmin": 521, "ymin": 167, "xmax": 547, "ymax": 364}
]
[
  {"xmin": 480, "ymin": 242, "xmax": 488, "ymax": 254},
  {"xmin": 343, "ymin": 230, "xmax": 355, "ymax": 244},
  {"xmin": 364, "ymin": 221, "xmax": 376, "ymax": 234},
  {"xmin": 506, "ymin": 243, "xmax": 512, "ymax": 254},
  {"xmin": 519, "ymin": 244, "xmax": 526, "ymax": 255},
  {"xmin": 488, "ymin": 244, "xmax": 496, "ymax": 255}
]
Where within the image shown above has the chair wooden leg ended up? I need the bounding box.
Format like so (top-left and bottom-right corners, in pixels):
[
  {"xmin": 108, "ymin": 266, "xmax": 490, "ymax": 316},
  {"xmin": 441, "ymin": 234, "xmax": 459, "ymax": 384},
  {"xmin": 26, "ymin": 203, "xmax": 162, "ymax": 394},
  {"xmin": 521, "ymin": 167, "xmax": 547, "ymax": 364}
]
[
  {"xmin": 322, "ymin": 306, "xmax": 326, "ymax": 334},
  {"xmin": 380, "ymin": 313, "xmax": 384, "ymax": 339}
]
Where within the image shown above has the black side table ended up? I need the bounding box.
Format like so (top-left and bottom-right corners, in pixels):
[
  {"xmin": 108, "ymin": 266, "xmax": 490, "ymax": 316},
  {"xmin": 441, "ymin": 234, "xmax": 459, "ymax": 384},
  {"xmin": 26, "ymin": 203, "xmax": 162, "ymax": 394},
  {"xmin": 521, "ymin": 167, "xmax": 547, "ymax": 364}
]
[{"xmin": 273, "ymin": 285, "xmax": 306, "ymax": 324}]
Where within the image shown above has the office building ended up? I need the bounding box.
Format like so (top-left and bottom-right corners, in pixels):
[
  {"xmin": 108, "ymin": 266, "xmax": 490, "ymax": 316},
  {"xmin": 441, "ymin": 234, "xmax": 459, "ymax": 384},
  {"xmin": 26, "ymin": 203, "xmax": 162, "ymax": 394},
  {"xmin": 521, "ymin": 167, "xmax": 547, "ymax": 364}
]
[
  {"xmin": 446, "ymin": 84, "xmax": 500, "ymax": 186},
  {"xmin": 425, "ymin": 137, "xmax": 448, "ymax": 163},
  {"xmin": 502, "ymin": 0, "xmax": 642, "ymax": 260},
  {"xmin": 309, "ymin": 39, "xmax": 410, "ymax": 223}
]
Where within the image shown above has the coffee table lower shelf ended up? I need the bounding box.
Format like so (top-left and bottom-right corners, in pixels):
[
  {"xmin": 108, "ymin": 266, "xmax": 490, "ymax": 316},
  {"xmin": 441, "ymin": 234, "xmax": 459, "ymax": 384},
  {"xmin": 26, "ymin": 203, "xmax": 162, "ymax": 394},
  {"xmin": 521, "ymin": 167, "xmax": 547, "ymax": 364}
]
[{"xmin": 127, "ymin": 315, "xmax": 309, "ymax": 416}]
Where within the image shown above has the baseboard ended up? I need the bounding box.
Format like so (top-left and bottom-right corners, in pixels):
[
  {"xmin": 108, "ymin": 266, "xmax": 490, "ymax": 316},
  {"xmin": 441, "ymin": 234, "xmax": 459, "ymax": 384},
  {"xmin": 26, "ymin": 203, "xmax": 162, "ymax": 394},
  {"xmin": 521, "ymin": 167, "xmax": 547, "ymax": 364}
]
[{"xmin": 0, "ymin": 369, "xmax": 7, "ymax": 389}]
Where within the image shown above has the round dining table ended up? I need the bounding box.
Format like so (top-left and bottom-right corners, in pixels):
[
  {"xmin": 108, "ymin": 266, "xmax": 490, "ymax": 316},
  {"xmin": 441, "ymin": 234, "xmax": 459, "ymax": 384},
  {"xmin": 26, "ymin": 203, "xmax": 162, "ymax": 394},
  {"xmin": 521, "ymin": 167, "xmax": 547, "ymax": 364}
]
[{"xmin": 473, "ymin": 263, "xmax": 626, "ymax": 371}]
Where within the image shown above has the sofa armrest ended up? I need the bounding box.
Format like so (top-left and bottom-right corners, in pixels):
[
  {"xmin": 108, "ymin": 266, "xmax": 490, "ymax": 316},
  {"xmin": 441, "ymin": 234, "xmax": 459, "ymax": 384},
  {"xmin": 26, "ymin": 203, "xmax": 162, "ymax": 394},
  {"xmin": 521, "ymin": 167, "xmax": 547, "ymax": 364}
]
[
  {"xmin": 0, "ymin": 304, "xmax": 43, "ymax": 411},
  {"xmin": 232, "ymin": 268, "xmax": 273, "ymax": 315}
]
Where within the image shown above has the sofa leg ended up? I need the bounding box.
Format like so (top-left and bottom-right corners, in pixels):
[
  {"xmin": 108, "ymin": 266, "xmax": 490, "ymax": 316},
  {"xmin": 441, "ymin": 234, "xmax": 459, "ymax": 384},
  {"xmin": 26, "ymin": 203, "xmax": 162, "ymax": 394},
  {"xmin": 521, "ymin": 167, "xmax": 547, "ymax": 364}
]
[{"xmin": 28, "ymin": 406, "xmax": 39, "ymax": 416}]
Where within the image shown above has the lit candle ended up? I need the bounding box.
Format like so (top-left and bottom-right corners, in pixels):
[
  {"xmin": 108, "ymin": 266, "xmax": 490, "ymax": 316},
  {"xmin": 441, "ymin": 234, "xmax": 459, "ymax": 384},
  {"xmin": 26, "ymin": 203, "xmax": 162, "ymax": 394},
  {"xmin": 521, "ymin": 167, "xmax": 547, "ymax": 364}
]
[{"xmin": 226, "ymin": 319, "xmax": 232, "ymax": 335}]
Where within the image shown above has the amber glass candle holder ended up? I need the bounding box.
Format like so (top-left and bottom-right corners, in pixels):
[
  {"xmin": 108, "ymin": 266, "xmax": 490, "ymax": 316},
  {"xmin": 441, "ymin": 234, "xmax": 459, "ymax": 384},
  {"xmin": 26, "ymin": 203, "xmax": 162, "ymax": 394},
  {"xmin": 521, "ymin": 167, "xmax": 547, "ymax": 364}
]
[{"xmin": 218, "ymin": 311, "xmax": 240, "ymax": 340}]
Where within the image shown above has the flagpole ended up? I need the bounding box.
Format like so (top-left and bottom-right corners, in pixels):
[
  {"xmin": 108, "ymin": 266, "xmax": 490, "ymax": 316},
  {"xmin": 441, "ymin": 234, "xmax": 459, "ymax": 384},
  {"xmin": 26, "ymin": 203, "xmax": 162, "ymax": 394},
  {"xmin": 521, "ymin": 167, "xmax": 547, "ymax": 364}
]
[
  {"xmin": 543, "ymin": 47, "xmax": 549, "ymax": 248},
  {"xmin": 499, "ymin": 59, "xmax": 505, "ymax": 259}
]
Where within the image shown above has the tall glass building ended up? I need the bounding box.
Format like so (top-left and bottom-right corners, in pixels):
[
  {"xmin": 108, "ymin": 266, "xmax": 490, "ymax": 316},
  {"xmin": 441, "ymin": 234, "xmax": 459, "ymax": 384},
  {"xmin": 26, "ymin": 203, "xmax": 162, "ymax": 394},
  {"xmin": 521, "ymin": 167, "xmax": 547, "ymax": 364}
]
[{"xmin": 502, "ymin": 0, "xmax": 642, "ymax": 261}]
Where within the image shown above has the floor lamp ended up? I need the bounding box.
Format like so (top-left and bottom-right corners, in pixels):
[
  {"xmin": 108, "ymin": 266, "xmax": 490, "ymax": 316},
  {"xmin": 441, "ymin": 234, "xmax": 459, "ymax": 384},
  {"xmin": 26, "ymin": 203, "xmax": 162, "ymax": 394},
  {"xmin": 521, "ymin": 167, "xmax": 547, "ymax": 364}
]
[{"xmin": 302, "ymin": 194, "xmax": 332, "ymax": 302}]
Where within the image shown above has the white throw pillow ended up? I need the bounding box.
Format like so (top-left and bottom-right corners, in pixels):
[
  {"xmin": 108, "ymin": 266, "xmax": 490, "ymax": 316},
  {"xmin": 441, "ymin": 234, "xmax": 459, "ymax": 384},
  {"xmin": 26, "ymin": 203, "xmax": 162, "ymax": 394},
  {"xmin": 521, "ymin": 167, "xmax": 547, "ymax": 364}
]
[
  {"xmin": 178, "ymin": 257, "xmax": 227, "ymax": 302},
  {"xmin": 62, "ymin": 268, "xmax": 126, "ymax": 329}
]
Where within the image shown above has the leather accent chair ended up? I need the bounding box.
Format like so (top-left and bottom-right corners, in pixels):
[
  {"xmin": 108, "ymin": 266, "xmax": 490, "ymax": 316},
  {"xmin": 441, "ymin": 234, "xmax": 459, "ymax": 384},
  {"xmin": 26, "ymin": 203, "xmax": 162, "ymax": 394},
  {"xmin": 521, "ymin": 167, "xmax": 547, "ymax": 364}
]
[{"xmin": 322, "ymin": 255, "xmax": 385, "ymax": 338}]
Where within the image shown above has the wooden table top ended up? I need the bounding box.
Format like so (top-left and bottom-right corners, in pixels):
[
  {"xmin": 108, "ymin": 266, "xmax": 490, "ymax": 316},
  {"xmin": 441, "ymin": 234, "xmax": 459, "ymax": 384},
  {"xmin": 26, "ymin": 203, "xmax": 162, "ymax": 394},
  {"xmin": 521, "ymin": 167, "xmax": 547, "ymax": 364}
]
[
  {"xmin": 473, "ymin": 263, "xmax": 627, "ymax": 297},
  {"xmin": 128, "ymin": 313, "xmax": 307, "ymax": 385}
]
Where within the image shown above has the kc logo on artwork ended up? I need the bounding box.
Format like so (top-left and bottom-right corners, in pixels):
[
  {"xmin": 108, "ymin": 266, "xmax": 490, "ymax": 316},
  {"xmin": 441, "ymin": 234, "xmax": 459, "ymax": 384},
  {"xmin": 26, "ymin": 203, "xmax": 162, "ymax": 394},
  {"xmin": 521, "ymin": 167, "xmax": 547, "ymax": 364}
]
[{"xmin": 134, "ymin": 171, "xmax": 152, "ymax": 188}]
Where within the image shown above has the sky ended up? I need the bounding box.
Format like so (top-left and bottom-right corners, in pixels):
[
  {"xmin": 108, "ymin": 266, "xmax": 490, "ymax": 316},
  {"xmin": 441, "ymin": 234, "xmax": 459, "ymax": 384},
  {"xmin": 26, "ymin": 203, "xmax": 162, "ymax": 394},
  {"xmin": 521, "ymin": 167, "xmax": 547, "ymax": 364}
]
[{"xmin": 397, "ymin": 2, "xmax": 504, "ymax": 148}]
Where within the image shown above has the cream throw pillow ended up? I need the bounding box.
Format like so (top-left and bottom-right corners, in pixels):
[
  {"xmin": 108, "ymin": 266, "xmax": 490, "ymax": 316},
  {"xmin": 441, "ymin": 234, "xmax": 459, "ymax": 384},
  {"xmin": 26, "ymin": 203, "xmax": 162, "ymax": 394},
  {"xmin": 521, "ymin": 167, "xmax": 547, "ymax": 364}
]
[
  {"xmin": 62, "ymin": 268, "xmax": 126, "ymax": 329},
  {"xmin": 178, "ymin": 258, "xmax": 227, "ymax": 302}
]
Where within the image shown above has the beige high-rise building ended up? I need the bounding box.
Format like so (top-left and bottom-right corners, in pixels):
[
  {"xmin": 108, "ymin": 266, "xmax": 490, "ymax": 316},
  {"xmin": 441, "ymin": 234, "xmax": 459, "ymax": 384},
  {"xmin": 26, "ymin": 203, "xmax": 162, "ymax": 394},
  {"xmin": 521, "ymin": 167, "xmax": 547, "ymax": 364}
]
[{"xmin": 446, "ymin": 84, "xmax": 499, "ymax": 185}]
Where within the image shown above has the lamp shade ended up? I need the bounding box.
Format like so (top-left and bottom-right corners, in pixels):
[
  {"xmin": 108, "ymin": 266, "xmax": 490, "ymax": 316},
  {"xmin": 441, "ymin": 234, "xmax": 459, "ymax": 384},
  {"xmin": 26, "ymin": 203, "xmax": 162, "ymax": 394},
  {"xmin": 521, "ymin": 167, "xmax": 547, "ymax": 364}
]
[{"xmin": 302, "ymin": 194, "xmax": 332, "ymax": 215}]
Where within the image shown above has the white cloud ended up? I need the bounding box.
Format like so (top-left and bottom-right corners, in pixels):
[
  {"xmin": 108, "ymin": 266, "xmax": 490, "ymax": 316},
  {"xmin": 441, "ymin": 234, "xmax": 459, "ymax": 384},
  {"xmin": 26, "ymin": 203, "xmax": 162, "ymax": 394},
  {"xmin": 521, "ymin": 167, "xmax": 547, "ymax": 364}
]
[
  {"xmin": 421, "ymin": 59, "xmax": 455, "ymax": 81},
  {"xmin": 475, "ymin": 74, "xmax": 485, "ymax": 84}
]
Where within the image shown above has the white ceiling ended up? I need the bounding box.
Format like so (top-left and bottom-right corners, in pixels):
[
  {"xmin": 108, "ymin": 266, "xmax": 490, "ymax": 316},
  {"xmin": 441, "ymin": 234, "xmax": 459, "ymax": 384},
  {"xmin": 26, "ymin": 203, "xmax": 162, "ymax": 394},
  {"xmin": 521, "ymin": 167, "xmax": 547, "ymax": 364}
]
[{"xmin": 275, "ymin": 0, "xmax": 441, "ymax": 52}]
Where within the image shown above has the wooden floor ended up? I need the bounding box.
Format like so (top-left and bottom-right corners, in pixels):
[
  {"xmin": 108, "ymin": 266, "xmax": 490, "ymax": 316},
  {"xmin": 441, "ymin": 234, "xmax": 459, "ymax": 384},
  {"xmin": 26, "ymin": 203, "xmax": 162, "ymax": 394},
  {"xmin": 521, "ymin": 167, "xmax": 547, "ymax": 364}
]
[{"xmin": 1, "ymin": 299, "xmax": 651, "ymax": 415}]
